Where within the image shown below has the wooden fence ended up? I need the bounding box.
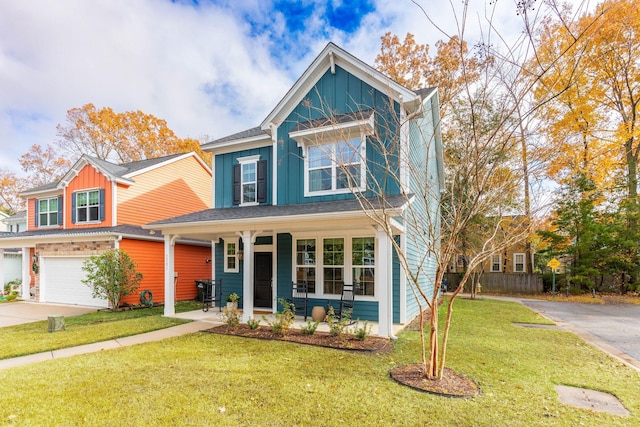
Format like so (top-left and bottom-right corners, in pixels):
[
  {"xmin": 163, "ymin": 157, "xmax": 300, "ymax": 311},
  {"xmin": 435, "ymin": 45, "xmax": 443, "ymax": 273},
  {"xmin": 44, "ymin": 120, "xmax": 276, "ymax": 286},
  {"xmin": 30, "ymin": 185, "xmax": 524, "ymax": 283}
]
[{"xmin": 444, "ymin": 273, "xmax": 543, "ymax": 294}]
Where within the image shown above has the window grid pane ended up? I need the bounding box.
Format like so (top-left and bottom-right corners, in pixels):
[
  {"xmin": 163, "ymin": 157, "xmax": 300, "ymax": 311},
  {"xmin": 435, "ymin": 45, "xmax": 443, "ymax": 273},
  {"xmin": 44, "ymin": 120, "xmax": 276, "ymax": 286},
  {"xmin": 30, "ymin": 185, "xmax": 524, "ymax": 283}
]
[
  {"xmin": 352, "ymin": 237, "xmax": 375, "ymax": 296},
  {"xmin": 307, "ymin": 138, "xmax": 362, "ymax": 194}
]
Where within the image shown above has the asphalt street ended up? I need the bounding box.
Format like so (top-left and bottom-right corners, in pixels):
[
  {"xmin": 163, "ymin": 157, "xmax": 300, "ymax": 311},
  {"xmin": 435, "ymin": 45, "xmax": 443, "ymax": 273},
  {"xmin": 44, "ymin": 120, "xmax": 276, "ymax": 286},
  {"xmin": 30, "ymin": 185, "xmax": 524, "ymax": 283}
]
[{"xmin": 518, "ymin": 299, "xmax": 640, "ymax": 370}]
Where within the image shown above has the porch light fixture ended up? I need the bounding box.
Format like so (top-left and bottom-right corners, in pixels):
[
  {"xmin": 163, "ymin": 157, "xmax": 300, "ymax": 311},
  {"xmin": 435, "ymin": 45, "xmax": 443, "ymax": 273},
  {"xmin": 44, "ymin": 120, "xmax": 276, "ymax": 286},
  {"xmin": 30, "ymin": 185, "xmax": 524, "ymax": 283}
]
[
  {"xmin": 237, "ymin": 250, "xmax": 244, "ymax": 261},
  {"xmin": 32, "ymin": 253, "xmax": 38, "ymax": 263}
]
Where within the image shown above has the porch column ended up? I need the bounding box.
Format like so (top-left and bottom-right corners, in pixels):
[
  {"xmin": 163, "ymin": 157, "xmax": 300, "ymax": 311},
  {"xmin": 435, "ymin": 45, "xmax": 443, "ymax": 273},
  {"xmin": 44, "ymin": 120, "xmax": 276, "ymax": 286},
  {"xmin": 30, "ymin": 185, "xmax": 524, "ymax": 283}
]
[
  {"xmin": 21, "ymin": 247, "xmax": 32, "ymax": 299},
  {"xmin": 164, "ymin": 234, "xmax": 177, "ymax": 316},
  {"xmin": 0, "ymin": 249, "xmax": 4, "ymax": 295},
  {"xmin": 375, "ymin": 228, "xmax": 393, "ymax": 338},
  {"xmin": 239, "ymin": 231, "xmax": 260, "ymax": 323}
]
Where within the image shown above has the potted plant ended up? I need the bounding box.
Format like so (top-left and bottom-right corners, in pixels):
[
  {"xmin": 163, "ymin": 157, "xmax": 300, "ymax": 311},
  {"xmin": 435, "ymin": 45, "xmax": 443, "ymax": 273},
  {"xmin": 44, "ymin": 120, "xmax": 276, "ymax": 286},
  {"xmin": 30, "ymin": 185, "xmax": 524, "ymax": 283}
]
[{"xmin": 226, "ymin": 292, "xmax": 240, "ymax": 311}]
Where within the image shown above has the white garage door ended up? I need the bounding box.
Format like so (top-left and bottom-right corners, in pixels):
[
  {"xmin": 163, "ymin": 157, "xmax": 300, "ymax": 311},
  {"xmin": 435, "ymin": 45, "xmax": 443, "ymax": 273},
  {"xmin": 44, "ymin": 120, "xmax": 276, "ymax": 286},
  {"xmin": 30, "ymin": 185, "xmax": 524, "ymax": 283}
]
[{"xmin": 41, "ymin": 257, "xmax": 109, "ymax": 307}]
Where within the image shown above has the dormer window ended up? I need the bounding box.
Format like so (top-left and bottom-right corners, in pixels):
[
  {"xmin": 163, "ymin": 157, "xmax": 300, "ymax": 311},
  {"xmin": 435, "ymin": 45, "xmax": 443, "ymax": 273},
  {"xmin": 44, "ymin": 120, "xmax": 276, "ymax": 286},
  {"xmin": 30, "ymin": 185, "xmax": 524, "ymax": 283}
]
[
  {"xmin": 289, "ymin": 110, "xmax": 374, "ymax": 197},
  {"xmin": 233, "ymin": 155, "xmax": 267, "ymax": 206}
]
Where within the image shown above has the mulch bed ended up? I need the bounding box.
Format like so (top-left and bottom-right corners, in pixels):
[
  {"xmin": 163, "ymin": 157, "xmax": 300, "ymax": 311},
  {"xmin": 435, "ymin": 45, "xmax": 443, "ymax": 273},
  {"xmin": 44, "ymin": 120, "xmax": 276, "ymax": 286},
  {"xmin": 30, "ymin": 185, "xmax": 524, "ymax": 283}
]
[
  {"xmin": 390, "ymin": 364, "xmax": 480, "ymax": 398},
  {"xmin": 205, "ymin": 324, "xmax": 391, "ymax": 354}
]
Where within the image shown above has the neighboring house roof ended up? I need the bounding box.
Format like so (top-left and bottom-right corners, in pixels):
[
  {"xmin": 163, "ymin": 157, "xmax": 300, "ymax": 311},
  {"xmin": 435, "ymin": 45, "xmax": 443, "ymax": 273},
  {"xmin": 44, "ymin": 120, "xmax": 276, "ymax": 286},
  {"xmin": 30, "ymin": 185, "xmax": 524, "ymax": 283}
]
[
  {"xmin": 0, "ymin": 224, "xmax": 209, "ymax": 247},
  {"xmin": 148, "ymin": 195, "xmax": 411, "ymax": 227},
  {"xmin": 20, "ymin": 152, "xmax": 198, "ymax": 196},
  {"xmin": 414, "ymin": 87, "xmax": 437, "ymax": 100},
  {"xmin": 1, "ymin": 211, "xmax": 26, "ymax": 224}
]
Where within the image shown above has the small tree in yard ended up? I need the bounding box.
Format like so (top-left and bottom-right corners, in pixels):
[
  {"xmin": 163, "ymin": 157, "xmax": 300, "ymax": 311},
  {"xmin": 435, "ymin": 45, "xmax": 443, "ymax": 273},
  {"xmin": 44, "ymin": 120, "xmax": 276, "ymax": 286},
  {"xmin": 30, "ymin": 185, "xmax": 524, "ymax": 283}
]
[{"xmin": 82, "ymin": 249, "xmax": 143, "ymax": 309}]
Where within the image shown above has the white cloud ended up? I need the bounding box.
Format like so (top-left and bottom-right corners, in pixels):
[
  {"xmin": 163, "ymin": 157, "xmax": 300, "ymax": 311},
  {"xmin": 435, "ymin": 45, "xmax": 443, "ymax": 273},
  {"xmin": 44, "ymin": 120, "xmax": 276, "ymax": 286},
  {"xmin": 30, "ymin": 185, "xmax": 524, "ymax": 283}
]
[{"xmin": 0, "ymin": 0, "xmax": 589, "ymax": 173}]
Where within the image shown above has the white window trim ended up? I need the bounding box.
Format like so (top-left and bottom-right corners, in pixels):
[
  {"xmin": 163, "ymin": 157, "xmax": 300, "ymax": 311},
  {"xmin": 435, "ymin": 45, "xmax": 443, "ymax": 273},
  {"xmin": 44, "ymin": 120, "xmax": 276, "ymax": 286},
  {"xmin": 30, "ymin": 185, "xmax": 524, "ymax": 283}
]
[
  {"xmin": 294, "ymin": 238, "xmax": 317, "ymax": 293},
  {"xmin": 38, "ymin": 197, "xmax": 59, "ymax": 228},
  {"xmin": 490, "ymin": 254, "xmax": 502, "ymax": 272},
  {"xmin": 514, "ymin": 253, "xmax": 526, "ymax": 273},
  {"xmin": 224, "ymin": 239, "xmax": 240, "ymax": 273},
  {"xmin": 290, "ymin": 114, "xmax": 374, "ymax": 198},
  {"xmin": 237, "ymin": 155, "xmax": 260, "ymax": 207},
  {"xmin": 292, "ymin": 232, "xmax": 377, "ymax": 302},
  {"xmin": 301, "ymin": 137, "xmax": 367, "ymax": 197},
  {"xmin": 75, "ymin": 188, "xmax": 101, "ymax": 224}
]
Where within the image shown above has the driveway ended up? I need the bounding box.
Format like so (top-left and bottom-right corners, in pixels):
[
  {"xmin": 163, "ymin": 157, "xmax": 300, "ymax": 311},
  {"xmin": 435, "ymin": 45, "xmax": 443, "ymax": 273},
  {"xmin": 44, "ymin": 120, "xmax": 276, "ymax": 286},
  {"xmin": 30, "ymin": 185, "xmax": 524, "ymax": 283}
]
[
  {"xmin": 517, "ymin": 299, "xmax": 640, "ymax": 371},
  {"xmin": 0, "ymin": 302, "xmax": 97, "ymax": 328}
]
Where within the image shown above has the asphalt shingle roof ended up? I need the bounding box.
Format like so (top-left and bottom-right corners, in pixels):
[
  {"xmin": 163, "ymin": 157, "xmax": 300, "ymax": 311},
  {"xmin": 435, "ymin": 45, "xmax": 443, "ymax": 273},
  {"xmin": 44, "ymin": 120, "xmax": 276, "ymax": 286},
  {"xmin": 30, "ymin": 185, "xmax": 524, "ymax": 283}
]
[
  {"xmin": 0, "ymin": 224, "xmax": 156, "ymax": 240},
  {"xmin": 148, "ymin": 195, "xmax": 410, "ymax": 226},
  {"xmin": 204, "ymin": 127, "xmax": 268, "ymax": 146}
]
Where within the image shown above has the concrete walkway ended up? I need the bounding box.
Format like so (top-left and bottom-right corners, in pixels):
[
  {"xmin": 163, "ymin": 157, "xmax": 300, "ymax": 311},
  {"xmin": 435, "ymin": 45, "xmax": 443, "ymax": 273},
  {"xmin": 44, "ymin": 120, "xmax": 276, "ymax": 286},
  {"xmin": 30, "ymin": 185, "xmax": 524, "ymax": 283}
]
[{"xmin": 0, "ymin": 319, "xmax": 216, "ymax": 371}]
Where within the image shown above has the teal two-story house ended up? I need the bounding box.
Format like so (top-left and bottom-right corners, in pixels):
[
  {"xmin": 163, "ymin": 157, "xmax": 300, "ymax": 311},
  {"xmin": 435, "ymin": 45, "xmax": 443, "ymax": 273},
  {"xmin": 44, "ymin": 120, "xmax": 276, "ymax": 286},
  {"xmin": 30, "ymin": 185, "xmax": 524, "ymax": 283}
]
[{"xmin": 148, "ymin": 43, "xmax": 444, "ymax": 337}]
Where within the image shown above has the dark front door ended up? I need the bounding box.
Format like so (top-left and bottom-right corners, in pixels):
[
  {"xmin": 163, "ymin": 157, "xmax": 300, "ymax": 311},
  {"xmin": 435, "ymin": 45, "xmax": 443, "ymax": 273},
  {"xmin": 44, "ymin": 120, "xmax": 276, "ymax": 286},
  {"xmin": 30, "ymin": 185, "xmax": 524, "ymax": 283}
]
[{"xmin": 254, "ymin": 252, "xmax": 272, "ymax": 308}]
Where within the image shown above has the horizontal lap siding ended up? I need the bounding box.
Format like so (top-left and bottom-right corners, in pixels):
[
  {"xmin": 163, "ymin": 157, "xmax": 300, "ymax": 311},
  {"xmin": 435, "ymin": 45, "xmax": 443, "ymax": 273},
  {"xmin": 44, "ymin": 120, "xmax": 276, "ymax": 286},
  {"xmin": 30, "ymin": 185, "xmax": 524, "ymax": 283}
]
[
  {"xmin": 118, "ymin": 156, "xmax": 211, "ymax": 225},
  {"xmin": 120, "ymin": 239, "xmax": 210, "ymax": 304},
  {"xmin": 120, "ymin": 239, "xmax": 164, "ymax": 305},
  {"xmin": 175, "ymin": 244, "xmax": 212, "ymax": 301},
  {"xmin": 404, "ymin": 105, "xmax": 439, "ymax": 321},
  {"xmin": 66, "ymin": 165, "xmax": 112, "ymax": 228}
]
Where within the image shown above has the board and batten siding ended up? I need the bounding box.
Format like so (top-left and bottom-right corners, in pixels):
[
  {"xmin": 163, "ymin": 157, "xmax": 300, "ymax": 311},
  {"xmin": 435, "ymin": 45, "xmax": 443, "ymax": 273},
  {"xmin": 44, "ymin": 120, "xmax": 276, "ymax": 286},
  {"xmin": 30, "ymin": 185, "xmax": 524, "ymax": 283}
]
[
  {"xmin": 65, "ymin": 164, "xmax": 112, "ymax": 229},
  {"xmin": 215, "ymin": 147, "xmax": 272, "ymax": 208},
  {"xmin": 120, "ymin": 239, "xmax": 211, "ymax": 304},
  {"xmin": 117, "ymin": 156, "xmax": 211, "ymax": 225},
  {"xmin": 277, "ymin": 65, "xmax": 402, "ymax": 206}
]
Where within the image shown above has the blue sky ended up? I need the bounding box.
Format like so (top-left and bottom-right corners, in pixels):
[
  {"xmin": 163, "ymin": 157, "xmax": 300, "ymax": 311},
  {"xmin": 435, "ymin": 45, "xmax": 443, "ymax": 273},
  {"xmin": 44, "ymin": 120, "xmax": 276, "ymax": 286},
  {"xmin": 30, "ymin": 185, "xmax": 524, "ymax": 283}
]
[{"xmin": 0, "ymin": 0, "xmax": 562, "ymax": 173}]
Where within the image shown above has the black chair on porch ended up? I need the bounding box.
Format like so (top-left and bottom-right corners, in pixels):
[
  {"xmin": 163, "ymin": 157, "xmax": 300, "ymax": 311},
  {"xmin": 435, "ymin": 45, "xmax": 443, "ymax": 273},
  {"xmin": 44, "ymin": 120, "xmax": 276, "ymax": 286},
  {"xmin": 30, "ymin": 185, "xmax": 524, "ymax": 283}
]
[
  {"xmin": 290, "ymin": 281, "xmax": 308, "ymax": 320},
  {"xmin": 332, "ymin": 282, "xmax": 356, "ymax": 324},
  {"xmin": 197, "ymin": 279, "xmax": 222, "ymax": 312}
]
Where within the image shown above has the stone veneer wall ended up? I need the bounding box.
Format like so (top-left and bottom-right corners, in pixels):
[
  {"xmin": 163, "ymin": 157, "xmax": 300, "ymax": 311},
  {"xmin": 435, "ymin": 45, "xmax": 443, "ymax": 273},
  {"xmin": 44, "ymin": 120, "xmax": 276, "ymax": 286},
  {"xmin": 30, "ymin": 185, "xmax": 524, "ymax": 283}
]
[{"xmin": 32, "ymin": 240, "xmax": 115, "ymax": 300}]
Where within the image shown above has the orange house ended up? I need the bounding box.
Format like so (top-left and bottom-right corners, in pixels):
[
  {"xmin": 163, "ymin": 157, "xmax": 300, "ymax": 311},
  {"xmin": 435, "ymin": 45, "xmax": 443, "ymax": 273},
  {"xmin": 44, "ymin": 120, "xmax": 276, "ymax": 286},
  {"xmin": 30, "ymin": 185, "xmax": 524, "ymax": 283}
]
[{"xmin": 0, "ymin": 152, "xmax": 212, "ymax": 308}]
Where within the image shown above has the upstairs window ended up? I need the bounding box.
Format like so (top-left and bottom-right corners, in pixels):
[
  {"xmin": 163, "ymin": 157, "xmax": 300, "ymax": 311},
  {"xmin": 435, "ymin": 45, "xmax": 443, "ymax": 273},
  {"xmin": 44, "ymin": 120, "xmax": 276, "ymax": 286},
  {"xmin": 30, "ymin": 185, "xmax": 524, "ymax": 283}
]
[
  {"xmin": 307, "ymin": 138, "xmax": 363, "ymax": 194},
  {"xmin": 289, "ymin": 110, "xmax": 374, "ymax": 198},
  {"xmin": 37, "ymin": 197, "xmax": 60, "ymax": 227},
  {"xmin": 233, "ymin": 156, "xmax": 267, "ymax": 206},
  {"xmin": 72, "ymin": 189, "xmax": 104, "ymax": 224}
]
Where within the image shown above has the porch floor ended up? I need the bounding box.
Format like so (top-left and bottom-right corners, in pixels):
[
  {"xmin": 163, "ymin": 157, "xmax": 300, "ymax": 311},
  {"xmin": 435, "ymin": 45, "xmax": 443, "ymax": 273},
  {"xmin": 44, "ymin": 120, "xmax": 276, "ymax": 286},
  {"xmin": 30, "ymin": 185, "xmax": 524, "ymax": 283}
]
[{"xmin": 169, "ymin": 309, "xmax": 405, "ymax": 337}]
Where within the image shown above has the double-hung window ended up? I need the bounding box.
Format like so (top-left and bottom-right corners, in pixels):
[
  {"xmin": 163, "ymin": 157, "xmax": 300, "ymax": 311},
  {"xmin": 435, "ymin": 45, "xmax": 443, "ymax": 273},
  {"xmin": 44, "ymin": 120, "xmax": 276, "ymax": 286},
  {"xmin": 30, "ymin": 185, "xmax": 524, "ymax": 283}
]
[
  {"xmin": 295, "ymin": 239, "xmax": 316, "ymax": 293},
  {"xmin": 514, "ymin": 253, "xmax": 525, "ymax": 272},
  {"xmin": 307, "ymin": 138, "xmax": 363, "ymax": 194},
  {"xmin": 225, "ymin": 240, "xmax": 239, "ymax": 273},
  {"xmin": 490, "ymin": 254, "xmax": 501, "ymax": 272},
  {"xmin": 352, "ymin": 237, "xmax": 375, "ymax": 296},
  {"xmin": 38, "ymin": 197, "xmax": 59, "ymax": 227},
  {"xmin": 233, "ymin": 156, "xmax": 267, "ymax": 206},
  {"xmin": 76, "ymin": 190, "xmax": 100, "ymax": 223},
  {"xmin": 289, "ymin": 110, "xmax": 374, "ymax": 197},
  {"xmin": 323, "ymin": 238, "xmax": 344, "ymax": 295}
]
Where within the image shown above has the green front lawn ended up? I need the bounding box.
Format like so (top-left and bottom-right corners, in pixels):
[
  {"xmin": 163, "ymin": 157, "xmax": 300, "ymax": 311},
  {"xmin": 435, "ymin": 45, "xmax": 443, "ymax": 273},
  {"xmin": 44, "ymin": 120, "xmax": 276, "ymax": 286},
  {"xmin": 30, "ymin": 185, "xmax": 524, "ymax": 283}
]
[
  {"xmin": 0, "ymin": 301, "xmax": 201, "ymax": 360},
  {"xmin": 0, "ymin": 298, "xmax": 638, "ymax": 426}
]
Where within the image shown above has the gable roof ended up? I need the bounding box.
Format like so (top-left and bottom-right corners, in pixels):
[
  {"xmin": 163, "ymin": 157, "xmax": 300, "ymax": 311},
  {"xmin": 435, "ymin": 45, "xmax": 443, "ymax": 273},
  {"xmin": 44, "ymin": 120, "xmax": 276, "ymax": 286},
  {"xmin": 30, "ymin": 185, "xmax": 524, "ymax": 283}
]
[
  {"xmin": 20, "ymin": 152, "xmax": 204, "ymax": 196},
  {"xmin": 260, "ymin": 42, "xmax": 421, "ymax": 131},
  {"xmin": 203, "ymin": 43, "xmax": 426, "ymax": 149}
]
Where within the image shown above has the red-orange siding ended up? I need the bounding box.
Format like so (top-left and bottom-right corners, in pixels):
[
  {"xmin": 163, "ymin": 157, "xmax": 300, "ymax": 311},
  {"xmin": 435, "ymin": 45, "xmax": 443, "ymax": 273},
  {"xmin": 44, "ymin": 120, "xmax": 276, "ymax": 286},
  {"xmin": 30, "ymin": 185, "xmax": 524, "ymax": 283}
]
[
  {"xmin": 117, "ymin": 156, "xmax": 211, "ymax": 225},
  {"xmin": 119, "ymin": 238, "xmax": 211, "ymax": 305},
  {"xmin": 65, "ymin": 164, "xmax": 113, "ymax": 229}
]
